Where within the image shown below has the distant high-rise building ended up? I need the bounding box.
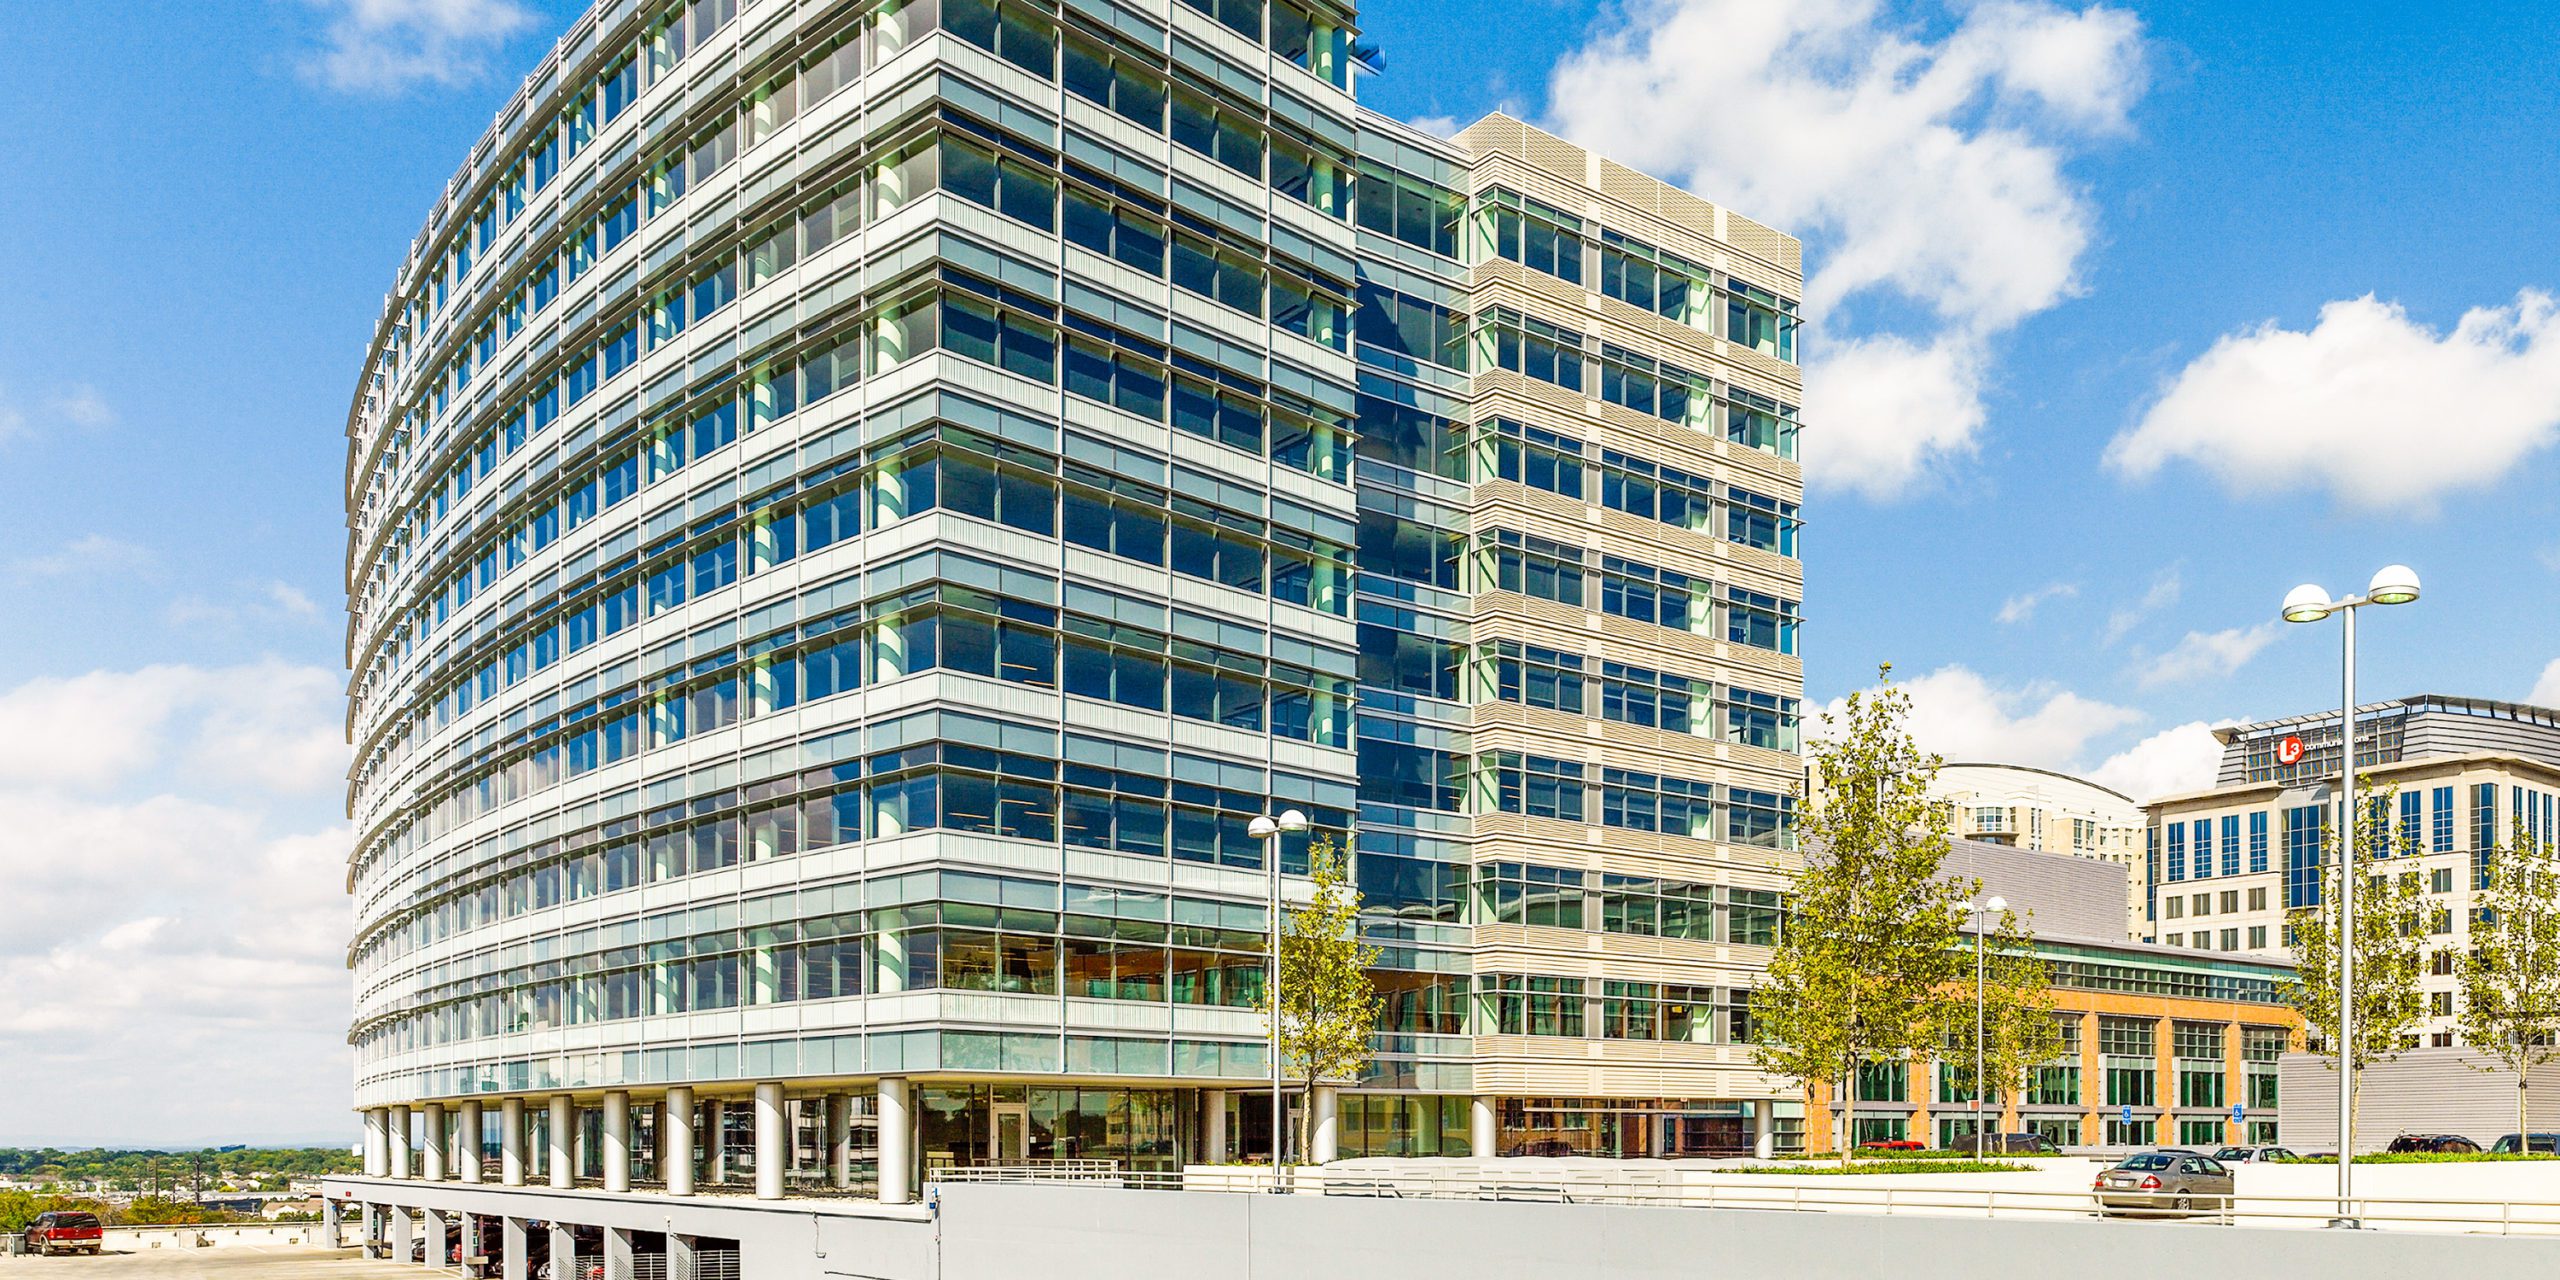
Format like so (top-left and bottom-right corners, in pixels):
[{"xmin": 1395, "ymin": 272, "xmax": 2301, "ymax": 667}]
[
  {"xmin": 1930, "ymin": 762, "xmax": 2146, "ymax": 937},
  {"xmin": 333, "ymin": 0, "xmax": 1804, "ymax": 1262}
]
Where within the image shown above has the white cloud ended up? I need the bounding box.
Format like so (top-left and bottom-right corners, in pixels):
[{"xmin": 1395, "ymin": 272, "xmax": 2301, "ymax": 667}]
[
  {"xmin": 1545, "ymin": 0, "xmax": 2147, "ymax": 496},
  {"xmin": 1996, "ymin": 580, "xmax": 2078, "ymax": 625},
  {"xmin": 2530, "ymin": 659, "xmax": 2560, "ymax": 710},
  {"xmin": 1826, "ymin": 663, "xmax": 2143, "ymax": 768},
  {"xmin": 301, "ymin": 0, "xmax": 537, "ymax": 93},
  {"xmin": 0, "ymin": 661, "xmax": 344, "ymax": 794},
  {"xmin": 1406, "ymin": 114, "xmax": 1463, "ymax": 139},
  {"xmin": 9, "ymin": 534, "xmax": 154, "ymax": 578},
  {"xmin": 2101, "ymin": 565, "xmax": 2180, "ymax": 645},
  {"xmin": 2087, "ymin": 720, "xmax": 2227, "ymax": 802},
  {"xmin": 0, "ymin": 383, "xmax": 114, "ymax": 447},
  {"xmin": 168, "ymin": 580, "xmax": 333, "ymax": 631},
  {"xmin": 2133, "ymin": 623, "xmax": 2280, "ymax": 689},
  {"xmin": 2108, "ymin": 290, "xmax": 2560, "ymax": 510},
  {"xmin": 47, "ymin": 385, "xmax": 115, "ymax": 429},
  {"xmin": 0, "ymin": 664, "xmax": 354, "ymax": 1146}
]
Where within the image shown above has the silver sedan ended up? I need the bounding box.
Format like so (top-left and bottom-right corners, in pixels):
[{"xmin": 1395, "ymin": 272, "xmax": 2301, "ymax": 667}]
[{"xmin": 2093, "ymin": 1151, "xmax": 2235, "ymax": 1217}]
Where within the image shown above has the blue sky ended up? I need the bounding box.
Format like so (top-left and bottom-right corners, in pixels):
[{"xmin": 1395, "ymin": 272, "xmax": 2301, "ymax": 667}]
[{"xmin": 2, "ymin": 0, "xmax": 2557, "ymax": 1143}]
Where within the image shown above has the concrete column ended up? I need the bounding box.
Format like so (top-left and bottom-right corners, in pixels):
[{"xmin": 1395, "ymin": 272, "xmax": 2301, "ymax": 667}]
[
  {"xmin": 390, "ymin": 1105, "xmax": 413, "ymax": 1179},
  {"xmin": 548, "ymin": 1222, "xmax": 575, "ymax": 1280},
  {"xmin": 1471, "ymin": 1096, "xmax": 1498, "ymax": 1159},
  {"xmin": 879, "ymin": 1077, "xmax": 913, "ymax": 1205},
  {"xmin": 322, "ymin": 1197, "xmax": 344, "ymax": 1249},
  {"xmin": 1310, "ymin": 1086, "xmax": 1339, "ymax": 1164},
  {"xmin": 664, "ymin": 1086, "xmax": 696, "ymax": 1197},
  {"xmin": 1203, "ymin": 1090, "xmax": 1228, "ymax": 1163},
  {"xmin": 669, "ymin": 1233, "xmax": 699, "ymax": 1280},
  {"xmin": 756, "ymin": 1082, "xmax": 787, "ymax": 1200},
  {"xmin": 605, "ymin": 1226, "xmax": 636, "ymax": 1280},
  {"xmin": 706, "ymin": 1098, "xmax": 727, "ymax": 1184},
  {"xmin": 424, "ymin": 1210, "xmax": 447, "ymax": 1271},
  {"xmin": 458, "ymin": 1211, "xmax": 482, "ymax": 1270},
  {"xmin": 459, "ymin": 1100, "xmax": 484, "ymax": 1183},
  {"xmin": 423, "ymin": 1103, "xmax": 449, "ymax": 1181},
  {"xmin": 388, "ymin": 1204, "xmax": 412, "ymax": 1259},
  {"xmin": 549, "ymin": 1096, "xmax": 575, "ymax": 1188},
  {"xmin": 1753, "ymin": 1100, "xmax": 1776, "ymax": 1159},
  {"xmin": 501, "ymin": 1097, "xmax": 528, "ymax": 1187},
  {"xmin": 603, "ymin": 1090, "xmax": 632, "ymax": 1193},
  {"xmin": 502, "ymin": 1217, "xmax": 528, "ymax": 1280},
  {"xmin": 827, "ymin": 1092, "xmax": 854, "ymax": 1188},
  {"xmin": 364, "ymin": 1108, "xmax": 389, "ymax": 1178}
]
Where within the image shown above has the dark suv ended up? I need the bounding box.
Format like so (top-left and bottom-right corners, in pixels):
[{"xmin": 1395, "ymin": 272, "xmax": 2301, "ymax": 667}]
[
  {"xmin": 2386, "ymin": 1133, "xmax": 2481, "ymax": 1154},
  {"xmin": 2490, "ymin": 1133, "xmax": 2560, "ymax": 1154}
]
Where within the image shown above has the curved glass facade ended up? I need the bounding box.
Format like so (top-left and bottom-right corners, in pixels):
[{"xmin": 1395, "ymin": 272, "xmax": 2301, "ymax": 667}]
[{"xmin": 343, "ymin": 0, "xmax": 1804, "ymax": 1197}]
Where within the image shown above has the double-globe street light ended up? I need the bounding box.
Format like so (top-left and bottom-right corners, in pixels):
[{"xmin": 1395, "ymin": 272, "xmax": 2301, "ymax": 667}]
[
  {"xmin": 2279, "ymin": 564, "xmax": 2421, "ymax": 1228},
  {"xmin": 1248, "ymin": 808, "xmax": 1310, "ymax": 1180}
]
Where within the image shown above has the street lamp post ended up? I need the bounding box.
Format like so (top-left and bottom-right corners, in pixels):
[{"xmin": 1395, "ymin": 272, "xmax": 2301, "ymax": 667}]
[
  {"xmin": 2280, "ymin": 564, "xmax": 2421, "ymax": 1229},
  {"xmin": 1248, "ymin": 808, "xmax": 1309, "ymax": 1184},
  {"xmin": 1966, "ymin": 896, "xmax": 2006, "ymax": 1159}
]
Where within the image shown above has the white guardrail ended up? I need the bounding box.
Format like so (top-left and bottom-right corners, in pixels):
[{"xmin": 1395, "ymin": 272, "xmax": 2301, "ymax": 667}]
[{"xmin": 924, "ymin": 1164, "xmax": 2560, "ymax": 1237}]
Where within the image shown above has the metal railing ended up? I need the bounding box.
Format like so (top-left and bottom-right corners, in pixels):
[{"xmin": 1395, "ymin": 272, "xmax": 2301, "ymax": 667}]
[{"xmin": 925, "ymin": 1165, "xmax": 2560, "ymax": 1236}]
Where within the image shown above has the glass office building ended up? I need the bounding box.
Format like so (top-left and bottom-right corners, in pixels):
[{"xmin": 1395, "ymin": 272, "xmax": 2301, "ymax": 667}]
[{"xmin": 334, "ymin": 0, "xmax": 1802, "ymax": 1248}]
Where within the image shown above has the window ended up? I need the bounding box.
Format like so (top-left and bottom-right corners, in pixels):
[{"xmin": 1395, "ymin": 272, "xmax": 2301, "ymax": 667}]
[
  {"xmin": 2284, "ymin": 804, "xmax": 2326, "ymax": 908},
  {"xmin": 1725, "ymin": 277, "xmax": 1797, "ymax": 361},
  {"xmin": 2247, "ymin": 926, "xmax": 2266, "ymax": 949},
  {"xmin": 1480, "ymin": 863, "xmax": 1584, "ymax": 929},
  {"xmin": 1355, "ymin": 162, "xmax": 1461, "ymax": 257},
  {"xmin": 1486, "ymin": 311, "xmax": 1584, "ymax": 391},
  {"xmin": 2249, "ymin": 810, "xmax": 2270, "ymax": 873},
  {"xmin": 1353, "ymin": 284, "xmax": 1462, "ymax": 369},
  {"xmin": 1489, "ymin": 642, "xmax": 1585, "ymax": 714},
  {"xmin": 1487, "ymin": 530, "xmax": 1584, "ymax": 605},
  {"xmin": 1064, "ymin": 31, "xmax": 1168, "ymax": 130},
  {"xmin": 1488, "ymin": 420, "xmax": 1585, "ymax": 498},
  {"xmin": 2431, "ymin": 990, "xmax": 2454, "ymax": 1017},
  {"xmin": 1170, "ymin": 84, "xmax": 1262, "ymax": 177},
  {"xmin": 2164, "ymin": 897, "xmax": 2183, "ymax": 920},
  {"xmin": 1723, "ymin": 587, "xmax": 1799, "ymax": 655},
  {"xmin": 2431, "ymin": 866, "xmax": 2454, "ymax": 894},
  {"xmin": 1491, "ymin": 975, "xmax": 1584, "ymax": 1037},
  {"xmin": 1483, "ymin": 752, "xmax": 1586, "ymax": 822},
  {"xmin": 1598, "ymin": 768, "xmax": 1717, "ymax": 840},
  {"xmin": 1483, "ymin": 191, "xmax": 1585, "ymax": 284},
  {"xmin": 2219, "ymin": 890, "xmax": 2239, "ymax": 914},
  {"xmin": 941, "ymin": 0, "xmax": 1056, "ymax": 79},
  {"xmin": 2247, "ymin": 887, "xmax": 2267, "ymax": 911}
]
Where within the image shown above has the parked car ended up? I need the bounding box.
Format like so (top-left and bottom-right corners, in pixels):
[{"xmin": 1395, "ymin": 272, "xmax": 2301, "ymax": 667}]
[
  {"xmin": 1973, "ymin": 1133, "xmax": 2063, "ymax": 1155},
  {"xmin": 2386, "ymin": 1133, "xmax": 2481, "ymax": 1154},
  {"xmin": 1857, "ymin": 1139, "xmax": 1924, "ymax": 1151},
  {"xmin": 25, "ymin": 1210, "xmax": 104, "ymax": 1256},
  {"xmin": 2490, "ymin": 1133, "xmax": 2560, "ymax": 1154},
  {"xmin": 2092, "ymin": 1151, "xmax": 2234, "ymax": 1217},
  {"xmin": 2212, "ymin": 1145, "xmax": 2299, "ymax": 1163}
]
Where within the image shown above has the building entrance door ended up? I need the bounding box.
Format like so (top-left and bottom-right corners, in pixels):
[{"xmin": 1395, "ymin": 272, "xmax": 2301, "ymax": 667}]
[{"xmin": 992, "ymin": 1103, "xmax": 1030, "ymax": 1164}]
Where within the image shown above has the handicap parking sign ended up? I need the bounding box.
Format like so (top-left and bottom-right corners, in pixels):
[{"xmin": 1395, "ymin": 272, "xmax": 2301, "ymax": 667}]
[{"xmin": 2120, "ymin": 1105, "xmax": 2132, "ymax": 1125}]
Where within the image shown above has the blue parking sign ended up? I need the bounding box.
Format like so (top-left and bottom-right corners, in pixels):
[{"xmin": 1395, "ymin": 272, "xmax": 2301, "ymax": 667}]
[
  {"xmin": 2232, "ymin": 1103, "xmax": 2244, "ymax": 1123},
  {"xmin": 2120, "ymin": 1104, "xmax": 2132, "ymax": 1125}
]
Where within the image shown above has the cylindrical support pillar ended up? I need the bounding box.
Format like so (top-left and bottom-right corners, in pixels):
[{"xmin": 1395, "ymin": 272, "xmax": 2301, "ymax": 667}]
[
  {"xmin": 827, "ymin": 1093, "xmax": 854, "ymax": 1189},
  {"xmin": 459, "ymin": 1100, "xmax": 484, "ymax": 1183},
  {"xmin": 664, "ymin": 1086, "xmax": 696, "ymax": 1197},
  {"xmin": 502, "ymin": 1216, "xmax": 529, "ymax": 1280},
  {"xmin": 603, "ymin": 1090, "xmax": 632, "ymax": 1193},
  {"xmin": 501, "ymin": 1097, "xmax": 528, "ymax": 1187},
  {"xmin": 755, "ymin": 1082, "xmax": 786, "ymax": 1200},
  {"xmin": 1310, "ymin": 1086, "xmax": 1339, "ymax": 1164},
  {"xmin": 1471, "ymin": 1097, "xmax": 1498, "ymax": 1159},
  {"xmin": 879, "ymin": 1077, "xmax": 913, "ymax": 1205},
  {"xmin": 389, "ymin": 1105, "xmax": 413, "ymax": 1178},
  {"xmin": 706, "ymin": 1099, "xmax": 727, "ymax": 1184},
  {"xmin": 548, "ymin": 1096, "xmax": 574, "ymax": 1189},
  {"xmin": 1753, "ymin": 1100, "xmax": 1777, "ymax": 1159},
  {"xmin": 364, "ymin": 1109, "xmax": 389, "ymax": 1178},
  {"xmin": 1203, "ymin": 1090, "xmax": 1229, "ymax": 1164},
  {"xmin": 422, "ymin": 1103, "xmax": 448, "ymax": 1181}
]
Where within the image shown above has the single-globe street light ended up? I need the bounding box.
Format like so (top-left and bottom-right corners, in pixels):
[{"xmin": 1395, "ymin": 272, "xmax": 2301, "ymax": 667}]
[
  {"xmin": 1965, "ymin": 895, "xmax": 2007, "ymax": 1159},
  {"xmin": 1248, "ymin": 808, "xmax": 1309, "ymax": 1184},
  {"xmin": 2279, "ymin": 565, "xmax": 2420, "ymax": 1228}
]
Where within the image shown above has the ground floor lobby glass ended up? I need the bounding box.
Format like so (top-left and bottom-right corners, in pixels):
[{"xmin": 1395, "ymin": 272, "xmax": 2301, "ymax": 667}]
[{"xmin": 1497, "ymin": 1097, "xmax": 1774, "ymax": 1158}]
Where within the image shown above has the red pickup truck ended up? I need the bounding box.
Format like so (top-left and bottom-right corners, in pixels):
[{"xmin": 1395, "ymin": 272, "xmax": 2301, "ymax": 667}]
[{"xmin": 26, "ymin": 1210, "xmax": 104, "ymax": 1256}]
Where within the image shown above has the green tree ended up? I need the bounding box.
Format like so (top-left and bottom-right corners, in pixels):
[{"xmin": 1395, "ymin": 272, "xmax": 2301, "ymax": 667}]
[
  {"xmin": 2284, "ymin": 786, "xmax": 2429, "ymax": 1145},
  {"xmin": 2457, "ymin": 831, "xmax": 2560, "ymax": 1146},
  {"xmin": 1265, "ymin": 836, "xmax": 1382, "ymax": 1165},
  {"xmin": 1930, "ymin": 905, "xmax": 2064, "ymax": 1145},
  {"xmin": 1754, "ymin": 665, "xmax": 1969, "ymax": 1167}
]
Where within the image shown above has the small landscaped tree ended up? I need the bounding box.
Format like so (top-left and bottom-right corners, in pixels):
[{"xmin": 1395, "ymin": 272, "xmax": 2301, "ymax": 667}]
[
  {"xmin": 1930, "ymin": 905, "xmax": 2063, "ymax": 1148},
  {"xmin": 1755, "ymin": 665, "xmax": 1970, "ymax": 1167},
  {"xmin": 1266, "ymin": 836, "xmax": 1383, "ymax": 1165},
  {"xmin": 2456, "ymin": 831, "xmax": 2560, "ymax": 1146},
  {"xmin": 2284, "ymin": 786, "xmax": 2429, "ymax": 1145}
]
